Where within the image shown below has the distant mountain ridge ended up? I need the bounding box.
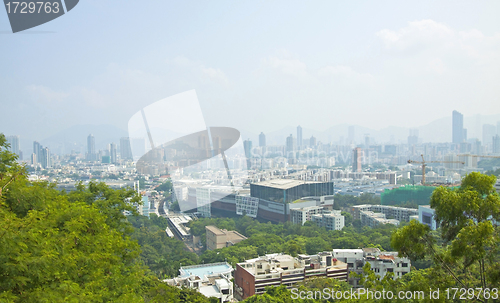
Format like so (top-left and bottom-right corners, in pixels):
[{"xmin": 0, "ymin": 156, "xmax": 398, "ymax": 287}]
[{"xmin": 17, "ymin": 113, "xmax": 500, "ymax": 156}]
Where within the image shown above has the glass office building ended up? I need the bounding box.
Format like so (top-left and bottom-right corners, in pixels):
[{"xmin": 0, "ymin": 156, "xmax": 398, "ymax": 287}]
[{"xmin": 250, "ymin": 180, "xmax": 334, "ymax": 204}]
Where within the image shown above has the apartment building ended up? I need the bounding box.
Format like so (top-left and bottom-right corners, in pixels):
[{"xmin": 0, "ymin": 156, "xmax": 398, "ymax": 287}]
[
  {"xmin": 234, "ymin": 253, "xmax": 348, "ymax": 300},
  {"xmin": 311, "ymin": 211, "xmax": 345, "ymax": 231},
  {"xmin": 333, "ymin": 248, "xmax": 411, "ymax": 287}
]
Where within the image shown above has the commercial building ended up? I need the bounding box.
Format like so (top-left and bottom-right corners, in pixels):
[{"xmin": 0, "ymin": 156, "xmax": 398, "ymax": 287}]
[
  {"xmin": 205, "ymin": 225, "xmax": 247, "ymax": 251},
  {"xmin": 236, "ymin": 195, "xmax": 259, "ymax": 218},
  {"xmin": 250, "ymin": 179, "xmax": 335, "ymax": 222},
  {"xmin": 234, "ymin": 253, "xmax": 348, "ymax": 300},
  {"xmin": 165, "ymin": 262, "xmax": 234, "ymax": 303}
]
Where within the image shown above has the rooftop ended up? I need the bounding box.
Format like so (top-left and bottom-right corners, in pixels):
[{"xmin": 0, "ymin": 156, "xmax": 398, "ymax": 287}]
[
  {"xmin": 253, "ymin": 179, "xmax": 324, "ymax": 190},
  {"xmin": 179, "ymin": 262, "xmax": 233, "ymax": 279}
]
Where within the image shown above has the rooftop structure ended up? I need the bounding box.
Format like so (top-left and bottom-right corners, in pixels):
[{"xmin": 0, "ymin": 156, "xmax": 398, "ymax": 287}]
[{"xmin": 205, "ymin": 225, "xmax": 247, "ymax": 251}]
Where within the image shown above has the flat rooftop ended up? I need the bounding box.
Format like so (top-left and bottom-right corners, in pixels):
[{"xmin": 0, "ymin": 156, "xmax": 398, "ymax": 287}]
[
  {"xmin": 253, "ymin": 179, "xmax": 324, "ymax": 190},
  {"xmin": 179, "ymin": 262, "xmax": 232, "ymax": 279}
]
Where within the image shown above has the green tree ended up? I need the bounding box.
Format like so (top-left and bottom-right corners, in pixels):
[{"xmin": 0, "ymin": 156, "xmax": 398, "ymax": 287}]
[{"xmin": 392, "ymin": 172, "xmax": 500, "ymax": 297}]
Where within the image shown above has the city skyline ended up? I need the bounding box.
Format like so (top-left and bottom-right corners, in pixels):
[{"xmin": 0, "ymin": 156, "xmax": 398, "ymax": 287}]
[{"xmin": 1, "ymin": 1, "xmax": 500, "ymax": 142}]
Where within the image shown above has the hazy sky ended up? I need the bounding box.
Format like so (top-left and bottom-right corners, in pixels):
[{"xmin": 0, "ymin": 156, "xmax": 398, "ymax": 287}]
[{"xmin": 1, "ymin": 0, "xmax": 500, "ymax": 141}]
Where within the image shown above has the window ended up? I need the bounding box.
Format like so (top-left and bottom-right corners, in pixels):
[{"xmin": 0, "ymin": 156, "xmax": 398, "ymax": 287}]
[
  {"xmin": 387, "ymin": 268, "xmax": 393, "ymax": 272},
  {"xmin": 402, "ymin": 263, "xmax": 408, "ymax": 267}
]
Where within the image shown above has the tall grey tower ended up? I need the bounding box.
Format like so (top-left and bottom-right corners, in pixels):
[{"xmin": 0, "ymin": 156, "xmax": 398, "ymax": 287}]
[
  {"xmin": 120, "ymin": 137, "xmax": 133, "ymax": 160},
  {"xmin": 259, "ymin": 132, "xmax": 266, "ymax": 147},
  {"xmin": 87, "ymin": 134, "xmax": 96, "ymax": 161},
  {"xmin": 286, "ymin": 134, "xmax": 294, "ymax": 153},
  {"xmin": 297, "ymin": 125, "xmax": 302, "ymax": 148},
  {"xmin": 452, "ymin": 110, "xmax": 464, "ymax": 144},
  {"xmin": 109, "ymin": 143, "xmax": 117, "ymax": 164},
  {"xmin": 7, "ymin": 135, "xmax": 21, "ymax": 159}
]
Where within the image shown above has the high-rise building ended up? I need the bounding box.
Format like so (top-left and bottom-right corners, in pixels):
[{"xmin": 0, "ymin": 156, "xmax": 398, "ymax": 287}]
[
  {"xmin": 408, "ymin": 129, "xmax": 418, "ymax": 146},
  {"xmin": 286, "ymin": 134, "xmax": 294, "ymax": 153},
  {"xmin": 131, "ymin": 137, "xmax": 146, "ymax": 159},
  {"xmin": 452, "ymin": 110, "xmax": 465, "ymax": 144},
  {"xmin": 493, "ymin": 135, "xmax": 500, "ymax": 154},
  {"xmin": 7, "ymin": 135, "xmax": 21, "ymax": 159},
  {"xmin": 87, "ymin": 134, "xmax": 96, "ymax": 161},
  {"xmin": 33, "ymin": 141, "xmax": 41, "ymax": 160},
  {"xmin": 348, "ymin": 126, "xmax": 355, "ymax": 144},
  {"xmin": 353, "ymin": 147, "xmax": 363, "ymax": 172},
  {"xmin": 297, "ymin": 125, "xmax": 302, "ymax": 148},
  {"xmin": 259, "ymin": 132, "xmax": 266, "ymax": 147},
  {"xmin": 120, "ymin": 137, "xmax": 133, "ymax": 160},
  {"xmin": 310, "ymin": 136, "xmax": 316, "ymax": 146},
  {"xmin": 40, "ymin": 147, "xmax": 50, "ymax": 169},
  {"xmin": 109, "ymin": 143, "xmax": 117, "ymax": 163},
  {"xmin": 243, "ymin": 139, "xmax": 252, "ymax": 158},
  {"xmin": 483, "ymin": 124, "xmax": 496, "ymax": 147}
]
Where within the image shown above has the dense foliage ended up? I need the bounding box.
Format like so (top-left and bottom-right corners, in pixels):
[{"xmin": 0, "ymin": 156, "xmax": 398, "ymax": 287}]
[
  {"xmin": 0, "ymin": 133, "xmax": 212, "ymax": 303},
  {"xmin": 187, "ymin": 216, "xmax": 395, "ymax": 266}
]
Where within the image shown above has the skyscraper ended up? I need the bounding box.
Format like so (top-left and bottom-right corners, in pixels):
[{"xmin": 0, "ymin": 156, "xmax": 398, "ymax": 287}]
[
  {"xmin": 348, "ymin": 126, "xmax": 355, "ymax": 144},
  {"xmin": 353, "ymin": 147, "xmax": 363, "ymax": 172},
  {"xmin": 40, "ymin": 147, "xmax": 50, "ymax": 169},
  {"xmin": 483, "ymin": 124, "xmax": 496, "ymax": 147},
  {"xmin": 120, "ymin": 137, "xmax": 133, "ymax": 160},
  {"xmin": 243, "ymin": 139, "xmax": 253, "ymax": 158},
  {"xmin": 243, "ymin": 139, "xmax": 253, "ymax": 169},
  {"xmin": 286, "ymin": 134, "xmax": 294, "ymax": 153},
  {"xmin": 493, "ymin": 135, "xmax": 500, "ymax": 154},
  {"xmin": 87, "ymin": 134, "xmax": 96, "ymax": 161},
  {"xmin": 259, "ymin": 132, "xmax": 266, "ymax": 147},
  {"xmin": 452, "ymin": 110, "xmax": 465, "ymax": 144},
  {"xmin": 33, "ymin": 141, "xmax": 41, "ymax": 165},
  {"xmin": 7, "ymin": 135, "xmax": 21, "ymax": 159},
  {"xmin": 310, "ymin": 136, "xmax": 316, "ymax": 146},
  {"xmin": 109, "ymin": 143, "xmax": 117, "ymax": 164},
  {"xmin": 297, "ymin": 125, "xmax": 302, "ymax": 148},
  {"xmin": 408, "ymin": 129, "xmax": 418, "ymax": 146}
]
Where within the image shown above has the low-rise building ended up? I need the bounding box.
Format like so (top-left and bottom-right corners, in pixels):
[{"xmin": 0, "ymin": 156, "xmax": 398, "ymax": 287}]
[
  {"xmin": 360, "ymin": 210, "xmax": 400, "ymax": 227},
  {"xmin": 333, "ymin": 248, "xmax": 411, "ymax": 288},
  {"xmin": 206, "ymin": 225, "xmax": 247, "ymax": 251},
  {"xmin": 290, "ymin": 206, "xmax": 323, "ymax": 225},
  {"xmin": 165, "ymin": 262, "xmax": 233, "ymax": 303},
  {"xmin": 311, "ymin": 211, "xmax": 345, "ymax": 231},
  {"xmin": 234, "ymin": 253, "xmax": 348, "ymax": 300}
]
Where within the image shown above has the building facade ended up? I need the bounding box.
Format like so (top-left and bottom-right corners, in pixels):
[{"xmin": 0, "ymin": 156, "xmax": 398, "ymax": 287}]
[
  {"xmin": 234, "ymin": 253, "xmax": 348, "ymax": 300},
  {"xmin": 205, "ymin": 225, "xmax": 247, "ymax": 250}
]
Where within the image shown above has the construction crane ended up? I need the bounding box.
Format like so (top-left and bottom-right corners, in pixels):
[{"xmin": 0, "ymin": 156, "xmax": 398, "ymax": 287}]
[{"xmin": 407, "ymin": 154, "xmax": 465, "ymax": 185}]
